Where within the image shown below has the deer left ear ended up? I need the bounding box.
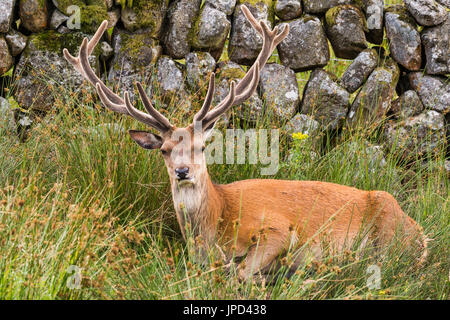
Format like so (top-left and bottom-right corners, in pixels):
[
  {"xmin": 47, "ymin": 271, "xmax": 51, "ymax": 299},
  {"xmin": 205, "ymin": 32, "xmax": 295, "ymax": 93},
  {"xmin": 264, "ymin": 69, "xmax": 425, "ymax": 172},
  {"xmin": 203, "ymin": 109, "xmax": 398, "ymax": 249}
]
[{"xmin": 129, "ymin": 130, "xmax": 163, "ymax": 149}]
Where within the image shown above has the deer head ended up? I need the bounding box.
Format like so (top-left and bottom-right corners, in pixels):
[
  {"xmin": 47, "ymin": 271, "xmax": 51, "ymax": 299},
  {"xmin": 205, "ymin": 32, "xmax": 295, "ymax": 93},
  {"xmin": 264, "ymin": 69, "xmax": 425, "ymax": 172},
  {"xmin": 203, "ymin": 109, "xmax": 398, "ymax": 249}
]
[{"xmin": 63, "ymin": 6, "xmax": 289, "ymax": 191}]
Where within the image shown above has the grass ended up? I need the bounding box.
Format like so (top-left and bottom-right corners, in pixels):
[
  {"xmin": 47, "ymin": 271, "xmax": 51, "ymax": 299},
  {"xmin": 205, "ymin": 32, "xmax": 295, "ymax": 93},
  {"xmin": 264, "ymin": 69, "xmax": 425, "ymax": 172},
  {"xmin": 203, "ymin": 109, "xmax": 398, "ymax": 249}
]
[
  {"xmin": 0, "ymin": 0, "xmax": 448, "ymax": 300},
  {"xmin": 0, "ymin": 67, "xmax": 448, "ymax": 299}
]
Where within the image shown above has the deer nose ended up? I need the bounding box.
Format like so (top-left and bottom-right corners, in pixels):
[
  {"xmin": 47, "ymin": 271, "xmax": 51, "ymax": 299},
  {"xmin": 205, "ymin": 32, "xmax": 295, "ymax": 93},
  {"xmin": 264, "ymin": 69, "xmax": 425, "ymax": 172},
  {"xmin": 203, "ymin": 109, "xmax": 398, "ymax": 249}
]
[{"xmin": 175, "ymin": 167, "xmax": 189, "ymax": 179}]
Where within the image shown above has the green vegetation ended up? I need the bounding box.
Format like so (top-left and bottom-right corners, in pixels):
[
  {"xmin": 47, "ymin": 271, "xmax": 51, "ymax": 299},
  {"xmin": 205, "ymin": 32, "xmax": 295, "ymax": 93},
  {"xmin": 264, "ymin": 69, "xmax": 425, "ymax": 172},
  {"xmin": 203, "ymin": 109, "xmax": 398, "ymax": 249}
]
[
  {"xmin": 0, "ymin": 64, "xmax": 448, "ymax": 299},
  {"xmin": 0, "ymin": 0, "xmax": 446, "ymax": 301}
]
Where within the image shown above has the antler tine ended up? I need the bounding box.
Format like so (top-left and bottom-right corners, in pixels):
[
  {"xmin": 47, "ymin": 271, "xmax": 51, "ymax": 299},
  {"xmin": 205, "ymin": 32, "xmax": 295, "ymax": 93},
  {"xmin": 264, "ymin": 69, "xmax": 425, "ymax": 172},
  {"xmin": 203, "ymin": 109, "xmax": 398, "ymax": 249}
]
[
  {"xmin": 202, "ymin": 81, "xmax": 236, "ymax": 130},
  {"xmin": 95, "ymin": 83, "xmax": 127, "ymax": 114},
  {"xmin": 78, "ymin": 37, "xmax": 124, "ymax": 107},
  {"xmin": 123, "ymin": 92, "xmax": 168, "ymax": 132},
  {"xmin": 63, "ymin": 20, "xmax": 109, "ymax": 80},
  {"xmin": 193, "ymin": 72, "xmax": 216, "ymax": 123},
  {"xmin": 194, "ymin": 5, "xmax": 289, "ymax": 130},
  {"xmin": 64, "ymin": 20, "xmax": 173, "ymax": 132},
  {"xmin": 136, "ymin": 82, "xmax": 173, "ymax": 130},
  {"xmin": 209, "ymin": 63, "xmax": 259, "ymax": 122}
]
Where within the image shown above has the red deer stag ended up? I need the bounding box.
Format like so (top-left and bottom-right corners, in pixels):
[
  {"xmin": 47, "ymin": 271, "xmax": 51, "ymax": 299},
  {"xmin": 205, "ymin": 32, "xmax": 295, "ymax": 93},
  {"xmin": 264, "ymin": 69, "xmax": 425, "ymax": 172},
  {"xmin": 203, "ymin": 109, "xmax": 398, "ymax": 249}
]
[{"xmin": 64, "ymin": 6, "xmax": 428, "ymax": 281}]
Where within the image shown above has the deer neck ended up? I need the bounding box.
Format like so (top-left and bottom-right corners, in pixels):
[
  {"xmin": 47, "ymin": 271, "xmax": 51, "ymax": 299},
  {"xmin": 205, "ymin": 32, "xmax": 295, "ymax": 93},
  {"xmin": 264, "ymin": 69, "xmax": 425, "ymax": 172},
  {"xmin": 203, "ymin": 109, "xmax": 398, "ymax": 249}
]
[{"xmin": 171, "ymin": 171, "xmax": 224, "ymax": 243}]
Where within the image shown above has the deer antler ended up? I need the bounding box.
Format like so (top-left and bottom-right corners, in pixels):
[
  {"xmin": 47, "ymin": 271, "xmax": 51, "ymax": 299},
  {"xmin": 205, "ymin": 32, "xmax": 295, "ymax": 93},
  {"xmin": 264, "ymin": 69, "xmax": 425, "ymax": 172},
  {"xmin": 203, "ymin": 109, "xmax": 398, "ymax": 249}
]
[
  {"xmin": 63, "ymin": 5, "xmax": 288, "ymax": 133},
  {"xmin": 193, "ymin": 5, "xmax": 289, "ymax": 130},
  {"xmin": 63, "ymin": 21, "xmax": 173, "ymax": 133}
]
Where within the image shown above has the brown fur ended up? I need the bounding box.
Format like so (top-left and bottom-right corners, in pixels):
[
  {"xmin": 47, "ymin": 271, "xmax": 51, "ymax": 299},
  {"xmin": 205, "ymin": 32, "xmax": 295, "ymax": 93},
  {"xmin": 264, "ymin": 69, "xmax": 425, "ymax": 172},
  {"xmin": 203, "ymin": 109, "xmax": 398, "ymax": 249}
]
[{"xmin": 192, "ymin": 178, "xmax": 429, "ymax": 280}]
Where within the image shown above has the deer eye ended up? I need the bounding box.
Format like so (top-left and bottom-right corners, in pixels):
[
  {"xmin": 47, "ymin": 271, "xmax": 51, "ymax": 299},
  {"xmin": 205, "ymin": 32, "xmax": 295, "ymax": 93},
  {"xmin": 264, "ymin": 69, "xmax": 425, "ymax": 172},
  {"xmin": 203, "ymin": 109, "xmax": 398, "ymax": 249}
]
[{"xmin": 161, "ymin": 149, "xmax": 169, "ymax": 156}]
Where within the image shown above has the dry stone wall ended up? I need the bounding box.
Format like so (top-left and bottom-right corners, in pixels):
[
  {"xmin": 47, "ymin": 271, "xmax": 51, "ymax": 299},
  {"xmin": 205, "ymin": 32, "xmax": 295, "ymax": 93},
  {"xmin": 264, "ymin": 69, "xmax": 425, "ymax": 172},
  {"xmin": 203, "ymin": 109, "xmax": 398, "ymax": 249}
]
[{"xmin": 0, "ymin": 0, "xmax": 448, "ymax": 161}]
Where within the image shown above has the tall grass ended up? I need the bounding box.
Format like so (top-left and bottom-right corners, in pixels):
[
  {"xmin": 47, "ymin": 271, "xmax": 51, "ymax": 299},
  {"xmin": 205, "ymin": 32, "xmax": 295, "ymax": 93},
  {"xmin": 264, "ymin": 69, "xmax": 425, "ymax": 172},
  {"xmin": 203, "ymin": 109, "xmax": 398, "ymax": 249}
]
[
  {"xmin": 0, "ymin": 0, "xmax": 447, "ymax": 298},
  {"xmin": 0, "ymin": 69, "xmax": 448, "ymax": 299}
]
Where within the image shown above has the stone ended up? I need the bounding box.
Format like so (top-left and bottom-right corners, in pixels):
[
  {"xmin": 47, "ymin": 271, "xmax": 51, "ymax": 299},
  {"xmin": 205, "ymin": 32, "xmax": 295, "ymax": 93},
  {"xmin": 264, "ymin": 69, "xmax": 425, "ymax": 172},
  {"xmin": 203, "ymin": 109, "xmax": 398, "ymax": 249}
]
[
  {"xmin": 436, "ymin": 0, "xmax": 450, "ymax": 8},
  {"xmin": 162, "ymin": 0, "xmax": 201, "ymax": 59},
  {"xmin": 19, "ymin": 0, "xmax": 48, "ymax": 32},
  {"xmin": 275, "ymin": 0, "xmax": 302, "ymax": 21},
  {"xmin": 16, "ymin": 112, "xmax": 33, "ymax": 135},
  {"xmin": 50, "ymin": 9, "xmax": 69, "ymax": 30},
  {"xmin": 421, "ymin": 13, "xmax": 450, "ymax": 75},
  {"xmin": 404, "ymin": 0, "xmax": 448, "ymax": 26},
  {"xmin": 259, "ymin": 63, "xmax": 299, "ymax": 122},
  {"xmin": 105, "ymin": 0, "xmax": 113, "ymax": 9},
  {"xmin": 348, "ymin": 63, "xmax": 400, "ymax": 126},
  {"xmin": 191, "ymin": 5, "xmax": 231, "ymax": 55},
  {"xmin": 52, "ymin": 0, "xmax": 85, "ymax": 13},
  {"xmin": 108, "ymin": 28, "xmax": 162, "ymax": 98},
  {"xmin": 362, "ymin": 0, "xmax": 384, "ymax": 44},
  {"xmin": 5, "ymin": 29, "xmax": 28, "ymax": 57},
  {"xmin": 214, "ymin": 61, "xmax": 263, "ymax": 123},
  {"xmin": 301, "ymin": 69, "xmax": 350, "ymax": 130},
  {"xmin": 57, "ymin": 25, "xmax": 71, "ymax": 34},
  {"xmin": 121, "ymin": 0, "xmax": 169, "ymax": 36},
  {"xmin": 385, "ymin": 110, "xmax": 446, "ymax": 157},
  {"xmin": 0, "ymin": 36, "xmax": 13, "ymax": 76},
  {"xmin": 325, "ymin": 5, "xmax": 368, "ymax": 59},
  {"xmin": 100, "ymin": 41, "xmax": 113, "ymax": 60},
  {"xmin": 345, "ymin": 140, "xmax": 387, "ymax": 175},
  {"xmin": 80, "ymin": 5, "xmax": 110, "ymax": 34},
  {"xmin": 0, "ymin": 0, "xmax": 15, "ymax": 33},
  {"xmin": 303, "ymin": 0, "xmax": 355, "ymax": 14},
  {"xmin": 14, "ymin": 31, "xmax": 101, "ymax": 112},
  {"xmin": 156, "ymin": 56, "xmax": 189, "ymax": 106},
  {"xmin": 409, "ymin": 72, "xmax": 449, "ymax": 114},
  {"xmin": 285, "ymin": 113, "xmax": 320, "ymax": 137},
  {"xmin": 205, "ymin": 0, "xmax": 236, "ymax": 15},
  {"xmin": 339, "ymin": 48, "xmax": 378, "ymax": 93},
  {"xmin": 107, "ymin": 8, "xmax": 120, "ymax": 29},
  {"xmin": 185, "ymin": 52, "xmax": 216, "ymax": 93},
  {"xmin": 385, "ymin": 6, "xmax": 422, "ymax": 71},
  {"xmin": 390, "ymin": 90, "xmax": 424, "ymax": 120},
  {"xmin": 228, "ymin": 2, "xmax": 272, "ymax": 66},
  {"xmin": 0, "ymin": 97, "xmax": 16, "ymax": 135},
  {"xmin": 278, "ymin": 16, "xmax": 330, "ymax": 72}
]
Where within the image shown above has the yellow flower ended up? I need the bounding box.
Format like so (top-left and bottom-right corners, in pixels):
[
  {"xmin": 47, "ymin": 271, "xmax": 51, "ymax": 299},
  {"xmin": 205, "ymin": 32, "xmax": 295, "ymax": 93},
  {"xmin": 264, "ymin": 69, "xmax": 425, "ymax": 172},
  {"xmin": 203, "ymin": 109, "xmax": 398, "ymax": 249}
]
[
  {"xmin": 378, "ymin": 290, "xmax": 386, "ymax": 295},
  {"xmin": 292, "ymin": 132, "xmax": 309, "ymax": 141}
]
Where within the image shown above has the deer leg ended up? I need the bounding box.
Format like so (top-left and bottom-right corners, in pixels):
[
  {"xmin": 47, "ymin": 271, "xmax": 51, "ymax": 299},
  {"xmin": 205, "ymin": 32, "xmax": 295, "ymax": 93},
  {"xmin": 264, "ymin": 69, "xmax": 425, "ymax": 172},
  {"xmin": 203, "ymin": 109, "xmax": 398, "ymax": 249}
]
[{"xmin": 237, "ymin": 235, "xmax": 286, "ymax": 281}]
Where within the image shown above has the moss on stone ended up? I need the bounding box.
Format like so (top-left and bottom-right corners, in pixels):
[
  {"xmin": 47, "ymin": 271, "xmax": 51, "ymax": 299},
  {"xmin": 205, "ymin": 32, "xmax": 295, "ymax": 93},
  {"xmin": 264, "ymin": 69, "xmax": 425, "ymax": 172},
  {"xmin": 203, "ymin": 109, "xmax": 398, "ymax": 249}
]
[
  {"xmin": 302, "ymin": 14, "xmax": 319, "ymax": 24},
  {"xmin": 325, "ymin": 6, "xmax": 341, "ymax": 27},
  {"xmin": 190, "ymin": 5, "xmax": 229, "ymax": 49},
  {"xmin": 325, "ymin": 5, "xmax": 367, "ymax": 31},
  {"xmin": 125, "ymin": 0, "xmax": 169, "ymax": 35},
  {"xmin": 79, "ymin": 5, "xmax": 109, "ymax": 34},
  {"xmin": 53, "ymin": 0, "xmax": 86, "ymax": 14},
  {"xmin": 114, "ymin": 32, "xmax": 159, "ymax": 70},
  {"xmin": 385, "ymin": 5, "xmax": 417, "ymax": 26},
  {"xmin": 189, "ymin": 6, "xmax": 204, "ymax": 46},
  {"xmin": 218, "ymin": 67, "xmax": 246, "ymax": 80},
  {"xmin": 30, "ymin": 30, "xmax": 100, "ymax": 57},
  {"xmin": 240, "ymin": 0, "xmax": 274, "ymax": 24},
  {"xmin": 241, "ymin": 0, "xmax": 273, "ymax": 7},
  {"xmin": 384, "ymin": 58, "xmax": 400, "ymax": 85},
  {"xmin": 86, "ymin": 0, "xmax": 107, "ymax": 8}
]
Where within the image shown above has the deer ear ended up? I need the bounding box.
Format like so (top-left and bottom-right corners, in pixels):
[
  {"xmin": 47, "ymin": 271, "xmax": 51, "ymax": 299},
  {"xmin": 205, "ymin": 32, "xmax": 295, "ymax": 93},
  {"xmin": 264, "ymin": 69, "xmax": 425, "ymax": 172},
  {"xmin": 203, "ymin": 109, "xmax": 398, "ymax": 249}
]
[{"xmin": 129, "ymin": 130, "xmax": 163, "ymax": 149}]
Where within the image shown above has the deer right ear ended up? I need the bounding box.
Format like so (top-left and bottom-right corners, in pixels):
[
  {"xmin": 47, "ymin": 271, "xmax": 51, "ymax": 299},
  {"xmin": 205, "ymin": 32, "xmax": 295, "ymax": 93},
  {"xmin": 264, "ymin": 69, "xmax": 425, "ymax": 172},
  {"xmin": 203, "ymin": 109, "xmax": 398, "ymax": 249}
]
[{"xmin": 128, "ymin": 130, "xmax": 163, "ymax": 149}]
